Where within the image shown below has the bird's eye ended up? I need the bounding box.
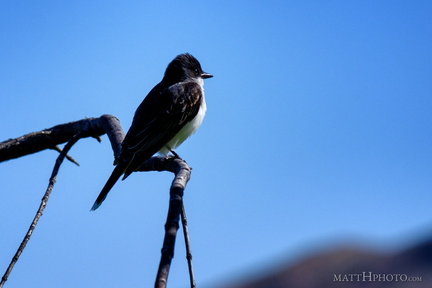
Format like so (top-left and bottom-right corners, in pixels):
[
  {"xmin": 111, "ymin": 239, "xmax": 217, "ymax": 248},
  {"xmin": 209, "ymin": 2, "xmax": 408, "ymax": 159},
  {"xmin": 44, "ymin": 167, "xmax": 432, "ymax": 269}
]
[{"xmin": 194, "ymin": 68, "xmax": 199, "ymax": 75}]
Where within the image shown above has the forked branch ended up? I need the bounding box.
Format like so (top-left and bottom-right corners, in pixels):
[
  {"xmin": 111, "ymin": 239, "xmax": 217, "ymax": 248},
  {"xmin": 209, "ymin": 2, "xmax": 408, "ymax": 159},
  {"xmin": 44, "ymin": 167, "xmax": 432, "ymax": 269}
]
[
  {"xmin": 0, "ymin": 114, "xmax": 124, "ymax": 163},
  {"xmin": 138, "ymin": 157, "xmax": 193, "ymax": 288},
  {"xmin": 0, "ymin": 133, "xmax": 83, "ymax": 288},
  {"xmin": 0, "ymin": 115, "xmax": 195, "ymax": 288}
]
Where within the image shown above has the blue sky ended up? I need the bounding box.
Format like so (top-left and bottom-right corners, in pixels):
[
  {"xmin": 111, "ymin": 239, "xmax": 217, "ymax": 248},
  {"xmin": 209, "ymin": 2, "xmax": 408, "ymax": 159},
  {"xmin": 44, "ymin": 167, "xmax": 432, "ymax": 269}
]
[{"xmin": 1, "ymin": 1, "xmax": 432, "ymax": 287}]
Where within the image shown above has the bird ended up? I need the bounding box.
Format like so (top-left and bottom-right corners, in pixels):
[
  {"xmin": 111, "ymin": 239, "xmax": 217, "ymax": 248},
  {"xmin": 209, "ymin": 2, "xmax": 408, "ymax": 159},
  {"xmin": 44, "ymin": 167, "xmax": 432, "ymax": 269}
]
[{"xmin": 91, "ymin": 53, "xmax": 213, "ymax": 211}]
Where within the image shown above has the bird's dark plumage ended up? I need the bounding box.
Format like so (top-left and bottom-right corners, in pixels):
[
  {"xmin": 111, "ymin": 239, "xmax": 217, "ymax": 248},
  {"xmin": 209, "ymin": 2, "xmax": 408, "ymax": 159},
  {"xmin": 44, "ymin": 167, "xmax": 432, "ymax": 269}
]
[{"xmin": 91, "ymin": 53, "xmax": 212, "ymax": 211}]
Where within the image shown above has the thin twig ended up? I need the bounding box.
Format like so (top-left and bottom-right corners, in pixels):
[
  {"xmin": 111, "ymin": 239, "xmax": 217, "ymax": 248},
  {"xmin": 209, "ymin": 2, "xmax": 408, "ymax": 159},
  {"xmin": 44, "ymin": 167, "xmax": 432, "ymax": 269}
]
[
  {"xmin": 0, "ymin": 133, "xmax": 82, "ymax": 288},
  {"xmin": 52, "ymin": 145, "xmax": 80, "ymax": 166},
  {"xmin": 181, "ymin": 203, "xmax": 196, "ymax": 288}
]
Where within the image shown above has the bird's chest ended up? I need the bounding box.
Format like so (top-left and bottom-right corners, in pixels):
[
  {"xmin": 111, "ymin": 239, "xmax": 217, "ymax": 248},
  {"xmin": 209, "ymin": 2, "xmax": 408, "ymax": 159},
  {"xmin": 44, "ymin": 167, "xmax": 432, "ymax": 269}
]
[
  {"xmin": 177, "ymin": 95, "xmax": 206, "ymax": 139},
  {"xmin": 160, "ymin": 93, "xmax": 206, "ymax": 154}
]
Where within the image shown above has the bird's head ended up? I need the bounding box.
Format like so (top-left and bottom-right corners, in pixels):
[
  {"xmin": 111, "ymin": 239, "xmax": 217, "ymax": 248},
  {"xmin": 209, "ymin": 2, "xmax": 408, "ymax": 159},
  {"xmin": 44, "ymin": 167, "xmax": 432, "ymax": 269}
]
[{"xmin": 164, "ymin": 53, "xmax": 213, "ymax": 84}]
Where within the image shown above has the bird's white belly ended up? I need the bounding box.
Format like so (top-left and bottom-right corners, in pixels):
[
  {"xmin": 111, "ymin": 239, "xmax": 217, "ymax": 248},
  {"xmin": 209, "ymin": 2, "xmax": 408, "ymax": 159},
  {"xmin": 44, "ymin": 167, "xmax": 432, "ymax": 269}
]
[{"xmin": 159, "ymin": 96, "xmax": 206, "ymax": 155}]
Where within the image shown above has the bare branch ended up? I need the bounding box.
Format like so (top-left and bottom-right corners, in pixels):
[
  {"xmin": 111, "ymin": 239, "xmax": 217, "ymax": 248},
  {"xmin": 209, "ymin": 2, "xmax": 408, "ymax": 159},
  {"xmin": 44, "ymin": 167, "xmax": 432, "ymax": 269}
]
[
  {"xmin": 137, "ymin": 157, "xmax": 192, "ymax": 288},
  {"xmin": 0, "ymin": 114, "xmax": 124, "ymax": 163},
  {"xmin": 181, "ymin": 204, "xmax": 196, "ymax": 288},
  {"xmin": 0, "ymin": 133, "xmax": 83, "ymax": 288},
  {"xmin": 52, "ymin": 145, "xmax": 80, "ymax": 166},
  {"xmin": 1, "ymin": 115, "xmax": 196, "ymax": 288},
  {"xmin": 0, "ymin": 115, "xmax": 124, "ymax": 287}
]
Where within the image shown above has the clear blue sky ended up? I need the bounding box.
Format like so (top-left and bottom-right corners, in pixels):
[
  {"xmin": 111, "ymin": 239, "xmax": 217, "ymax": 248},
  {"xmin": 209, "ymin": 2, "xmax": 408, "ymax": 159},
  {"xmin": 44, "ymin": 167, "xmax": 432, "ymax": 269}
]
[{"xmin": 1, "ymin": 1, "xmax": 432, "ymax": 287}]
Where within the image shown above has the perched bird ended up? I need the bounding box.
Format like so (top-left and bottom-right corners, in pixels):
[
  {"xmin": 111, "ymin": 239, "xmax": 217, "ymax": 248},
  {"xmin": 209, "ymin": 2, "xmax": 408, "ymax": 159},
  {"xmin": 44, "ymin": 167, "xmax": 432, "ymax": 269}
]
[{"xmin": 91, "ymin": 53, "xmax": 213, "ymax": 211}]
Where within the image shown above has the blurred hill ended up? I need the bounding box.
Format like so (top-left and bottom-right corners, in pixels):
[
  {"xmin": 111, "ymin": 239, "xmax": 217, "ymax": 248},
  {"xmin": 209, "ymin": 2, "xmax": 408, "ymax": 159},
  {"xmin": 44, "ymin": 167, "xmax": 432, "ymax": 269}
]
[{"xmin": 219, "ymin": 237, "xmax": 432, "ymax": 288}]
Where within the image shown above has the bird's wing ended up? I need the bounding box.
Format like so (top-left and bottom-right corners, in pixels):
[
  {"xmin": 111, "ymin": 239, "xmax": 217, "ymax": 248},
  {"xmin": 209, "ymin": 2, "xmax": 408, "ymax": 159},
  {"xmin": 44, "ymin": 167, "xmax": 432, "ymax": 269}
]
[{"xmin": 121, "ymin": 81, "xmax": 203, "ymax": 177}]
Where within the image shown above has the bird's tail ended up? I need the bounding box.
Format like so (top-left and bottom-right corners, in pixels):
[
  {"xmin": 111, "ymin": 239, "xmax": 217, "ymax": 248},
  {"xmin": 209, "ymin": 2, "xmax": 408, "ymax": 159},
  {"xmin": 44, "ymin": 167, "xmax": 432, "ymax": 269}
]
[{"xmin": 90, "ymin": 164, "xmax": 125, "ymax": 211}]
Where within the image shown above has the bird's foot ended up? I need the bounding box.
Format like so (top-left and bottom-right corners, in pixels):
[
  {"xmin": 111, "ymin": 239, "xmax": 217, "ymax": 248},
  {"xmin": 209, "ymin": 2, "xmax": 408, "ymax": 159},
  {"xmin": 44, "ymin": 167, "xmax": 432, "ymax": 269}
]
[{"xmin": 170, "ymin": 149, "xmax": 183, "ymax": 160}]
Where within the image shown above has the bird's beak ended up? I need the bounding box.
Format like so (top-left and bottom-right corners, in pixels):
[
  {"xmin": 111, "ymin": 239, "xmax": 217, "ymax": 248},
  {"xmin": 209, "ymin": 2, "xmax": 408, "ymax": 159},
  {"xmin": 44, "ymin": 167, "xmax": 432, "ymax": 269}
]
[{"xmin": 201, "ymin": 72, "xmax": 213, "ymax": 79}]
